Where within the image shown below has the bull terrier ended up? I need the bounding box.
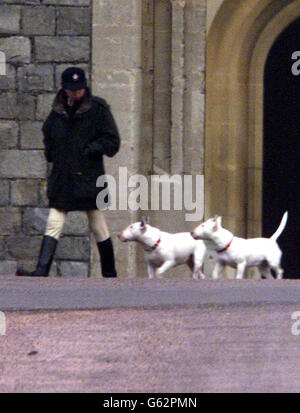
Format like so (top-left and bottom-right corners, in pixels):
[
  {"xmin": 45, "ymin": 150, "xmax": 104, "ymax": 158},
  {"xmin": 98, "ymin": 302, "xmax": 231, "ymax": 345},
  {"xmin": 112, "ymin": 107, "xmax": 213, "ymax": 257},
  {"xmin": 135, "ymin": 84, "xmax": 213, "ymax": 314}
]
[
  {"xmin": 118, "ymin": 219, "xmax": 207, "ymax": 279},
  {"xmin": 191, "ymin": 212, "xmax": 288, "ymax": 280}
]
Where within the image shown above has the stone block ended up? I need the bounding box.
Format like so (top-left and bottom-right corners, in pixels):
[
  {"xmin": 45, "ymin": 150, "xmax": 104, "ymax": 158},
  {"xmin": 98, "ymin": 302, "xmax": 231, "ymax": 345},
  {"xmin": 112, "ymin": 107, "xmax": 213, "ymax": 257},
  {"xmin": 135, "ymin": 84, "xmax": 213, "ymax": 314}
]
[
  {"xmin": 17, "ymin": 64, "xmax": 54, "ymax": 92},
  {"xmin": 35, "ymin": 37, "xmax": 90, "ymax": 63},
  {"xmin": 0, "ymin": 207, "xmax": 21, "ymax": 235},
  {"xmin": 57, "ymin": 7, "xmax": 91, "ymax": 35},
  {"xmin": 94, "ymin": 0, "xmax": 139, "ymax": 27},
  {"xmin": 43, "ymin": 0, "xmax": 90, "ymax": 5},
  {"xmin": 22, "ymin": 207, "xmax": 48, "ymax": 234},
  {"xmin": 0, "ymin": 5, "xmax": 21, "ymax": 34},
  {"xmin": 20, "ymin": 121, "xmax": 44, "ymax": 149},
  {"xmin": 0, "ymin": 93, "xmax": 35, "ymax": 120},
  {"xmin": 0, "ymin": 150, "xmax": 47, "ymax": 178},
  {"xmin": 39, "ymin": 180, "xmax": 48, "ymax": 207},
  {"xmin": 0, "ymin": 180, "xmax": 10, "ymax": 206},
  {"xmin": 0, "ymin": 260, "xmax": 17, "ymax": 275},
  {"xmin": 58, "ymin": 260, "xmax": 89, "ymax": 278},
  {"xmin": 2, "ymin": 0, "xmax": 40, "ymax": 4},
  {"xmin": 7, "ymin": 235, "xmax": 42, "ymax": 259},
  {"xmin": 0, "ymin": 37, "xmax": 31, "ymax": 64},
  {"xmin": 22, "ymin": 6, "xmax": 55, "ymax": 35},
  {"xmin": 0, "ymin": 121, "xmax": 18, "ymax": 148},
  {"xmin": 56, "ymin": 236, "xmax": 90, "ymax": 260},
  {"xmin": 15, "ymin": 93, "xmax": 35, "ymax": 120},
  {"xmin": 0, "ymin": 92, "xmax": 16, "ymax": 119},
  {"xmin": 36, "ymin": 94, "xmax": 56, "ymax": 121},
  {"xmin": 62, "ymin": 211, "xmax": 89, "ymax": 236},
  {"xmin": 11, "ymin": 180, "xmax": 40, "ymax": 206},
  {"xmin": 0, "ymin": 64, "xmax": 16, "ymax": 90}
]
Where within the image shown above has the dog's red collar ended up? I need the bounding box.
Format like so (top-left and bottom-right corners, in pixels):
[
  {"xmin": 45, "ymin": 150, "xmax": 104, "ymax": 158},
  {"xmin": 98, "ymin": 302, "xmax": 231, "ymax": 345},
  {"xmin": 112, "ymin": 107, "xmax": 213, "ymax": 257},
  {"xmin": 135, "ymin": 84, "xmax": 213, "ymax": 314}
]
[
  {"xmin": 217, "ymin": 237, "xmax": 234, "ymax": 253},
  {"xmin": 151, "ymin": 236, "xmax": 161, "ymax": 251}
]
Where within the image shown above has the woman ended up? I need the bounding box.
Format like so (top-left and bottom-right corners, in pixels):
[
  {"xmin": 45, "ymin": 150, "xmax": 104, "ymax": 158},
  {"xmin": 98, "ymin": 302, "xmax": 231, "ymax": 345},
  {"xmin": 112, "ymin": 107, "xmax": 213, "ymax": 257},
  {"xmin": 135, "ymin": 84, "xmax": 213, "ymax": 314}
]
[{"xmin": 16, "ymin": 67, "xmax": 120, "ymax": 277}]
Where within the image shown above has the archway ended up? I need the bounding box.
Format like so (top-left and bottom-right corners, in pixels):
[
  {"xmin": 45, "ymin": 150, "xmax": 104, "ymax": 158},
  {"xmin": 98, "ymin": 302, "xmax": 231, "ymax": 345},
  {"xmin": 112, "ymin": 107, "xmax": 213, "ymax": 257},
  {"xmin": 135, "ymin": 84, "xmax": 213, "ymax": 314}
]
[
  {"xmin": 206, "ymin": 0, "xmax": 300, "ymax": 266},
  {"xmin": 263, "ymin": 17, "xmax": 300, "ymax": 278}
]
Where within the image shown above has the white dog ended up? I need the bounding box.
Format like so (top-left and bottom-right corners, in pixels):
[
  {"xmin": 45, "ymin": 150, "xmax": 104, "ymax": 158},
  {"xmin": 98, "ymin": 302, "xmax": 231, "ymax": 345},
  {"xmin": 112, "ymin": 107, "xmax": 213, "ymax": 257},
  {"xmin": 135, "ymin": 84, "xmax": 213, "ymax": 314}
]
[
  {"xmin": 119, "ymin": 219, "xmax": 207, "ymax": 279},
  {"xmin": 191, "ymin": 212, "xmax": 288, "ymax": 280}
]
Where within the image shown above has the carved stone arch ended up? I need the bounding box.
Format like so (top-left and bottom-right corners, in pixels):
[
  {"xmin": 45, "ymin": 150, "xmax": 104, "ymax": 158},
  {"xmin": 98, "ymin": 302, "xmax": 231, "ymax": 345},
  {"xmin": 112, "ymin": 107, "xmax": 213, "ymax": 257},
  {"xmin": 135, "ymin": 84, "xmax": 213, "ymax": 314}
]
[{"xmin": 205, "ymin": 0, "xmax": 300, "ymax": 237}]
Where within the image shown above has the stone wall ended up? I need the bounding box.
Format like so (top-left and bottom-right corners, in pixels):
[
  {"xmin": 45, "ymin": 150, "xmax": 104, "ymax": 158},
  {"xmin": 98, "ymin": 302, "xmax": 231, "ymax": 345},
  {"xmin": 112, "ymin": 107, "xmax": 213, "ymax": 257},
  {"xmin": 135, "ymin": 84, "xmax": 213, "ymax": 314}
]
[
  {"xmin": 0, "ymin": 0, "xmax": 92, "ymax": 277},
  {"xmin": 0, "ymin": 0, "xmax": 207, "ymax": 279}
]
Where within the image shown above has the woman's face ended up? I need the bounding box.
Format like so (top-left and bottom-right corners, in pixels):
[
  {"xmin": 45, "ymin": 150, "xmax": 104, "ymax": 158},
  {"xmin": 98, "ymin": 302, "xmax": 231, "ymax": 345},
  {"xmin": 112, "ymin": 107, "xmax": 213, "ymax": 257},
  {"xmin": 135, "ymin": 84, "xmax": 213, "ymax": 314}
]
[{"xmin": 64, "ymin": 88, "xmax": 86, "ymax": 101}]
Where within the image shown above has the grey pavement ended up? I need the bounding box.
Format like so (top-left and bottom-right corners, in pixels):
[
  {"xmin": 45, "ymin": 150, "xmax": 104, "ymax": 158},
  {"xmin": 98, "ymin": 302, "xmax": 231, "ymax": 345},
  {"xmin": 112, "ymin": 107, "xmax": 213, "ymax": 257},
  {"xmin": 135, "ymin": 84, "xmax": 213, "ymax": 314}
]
[
  {"xmin": 1, "ymin": 277, "xmax": 300, "ymax": 393},
  {"xmin": 1, "ymin": 276, "xmax": 300, "ymax": 311}
]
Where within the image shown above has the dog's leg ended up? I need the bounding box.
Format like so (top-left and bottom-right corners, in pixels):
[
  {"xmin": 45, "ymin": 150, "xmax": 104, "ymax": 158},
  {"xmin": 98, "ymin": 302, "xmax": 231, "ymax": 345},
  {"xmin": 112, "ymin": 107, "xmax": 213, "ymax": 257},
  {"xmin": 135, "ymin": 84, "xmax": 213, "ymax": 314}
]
[
  {"xmin": 195, "ymin": 265, "xmax": 205, "ymax": 280},
  {"xmin": 155, "ymin": 260, "xmax": 175, "ymax": 277},
  {"xmin": 236, "ymin": 261, "xmax": 247, "ymax": 279},
  {"xmin": 212, "ymin": 261, "xmax": 225, "ymax": 280},
  {"xmin": 272, "ymin": 265, "xmax": 284, "ymax": 280},
  {"xmin": 147, "ymin": 263, "xmax": 155, "ymax": 279},
  {"xmin": 259, "ymin": 264, "xmax": 273, "ymax": 279}
]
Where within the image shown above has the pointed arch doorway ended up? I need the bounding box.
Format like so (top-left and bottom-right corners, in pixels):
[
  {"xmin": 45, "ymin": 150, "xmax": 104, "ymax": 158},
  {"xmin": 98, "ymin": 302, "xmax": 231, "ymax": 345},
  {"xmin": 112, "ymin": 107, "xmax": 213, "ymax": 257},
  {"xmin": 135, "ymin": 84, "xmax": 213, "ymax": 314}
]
[
  {"xmin": 206, "ymin": 0, "xmax": 300, "ymax": 278},
  {"xmin": 263, "ymin": 17, "xmax": 300, "ymax": 278}
]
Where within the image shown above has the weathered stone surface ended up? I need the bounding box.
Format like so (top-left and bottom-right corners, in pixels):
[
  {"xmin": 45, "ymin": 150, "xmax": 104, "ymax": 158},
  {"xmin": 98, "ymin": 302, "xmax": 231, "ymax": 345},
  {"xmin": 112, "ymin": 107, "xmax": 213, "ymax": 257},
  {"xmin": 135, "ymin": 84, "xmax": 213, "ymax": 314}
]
[
  {"xmin": 43, "ymin": 0, "xmax": 90, "ymax": 5},
  {"xmin": 0, "ymin": 150, "xmax": 47, "ymax": 178},
  {"xmin": 11, "ymin": 180, "xmax": 39, "ymax": 206},
  {"xmin": 0, "ymin": 207, "xmax": 21, "ymax": 235},
  {"xmin": 36, "ymin": 94, "xmax": 56, "ymax": 121},
  {"xmin": 2, "ymin": 0, "xmax": 40, "ymax": 4},
  {"xmin": 35, "ymin": 37, "xmax": 90, "ymax": 63},
  {"xmin": 0, "ymin": 121, "xmax": 18, "ymax": 148},
  {"xmin": 57, "ymin": 7, "xmax": 91, "ymax": 35},
  {"xmin": 22, "ymin": 6, "xmax": 55, "ymax": 35},
  {"xmin": 17, "ymin": 64, "xmax": 54, "ymax": 92},
  {"xmin": 20, "ymin": 121, "xmax": 44, "ymax": 149},
  {"xmin": 0, "ymin": 93, "xmax": 35, "ymax": 120},
  {"xmin": 0, "ymin": 37, "xmax": 31, "ymax": 64},
  {"xmin": 0, "ymin": 180, "xmax": 10, "ymax": 206},
  {"xmin": 0, "ymin": 5, "xmax": 21, "ymax": 34},
  {"xmin": 7, "ymin": 235, "xmax": 43, "ymax": 259},
  {"xmin": 22, "ymin": 207, "xmax": 48, "ymax": 234},
  {"xmin": 56, "ymin": 236, "xmax": 90, "ymax": 260},
  {"xmin": 39, "ymin": 180, "xmax": 48, "ymax": 207},
  {"xmin": 0, "ymin": 260, "xmax": 17, "ymax": 275},
  {"xmin": 0, "ymin": 237, "xmax": 6, "ymax": 259},
  {"xmin": 62, "ymin": 211, "xmax": 89, "ymax": 236},
  {"xmin": 0, "ymin": 64, "xmax": 16, "ymax": 90},
  {"xmin": 0, "ymin": 92, "xmax": 17, "ymax": 119},
  {"xmin": 58, "ymin": 261, "xmax": 89, "ymax": 278}
]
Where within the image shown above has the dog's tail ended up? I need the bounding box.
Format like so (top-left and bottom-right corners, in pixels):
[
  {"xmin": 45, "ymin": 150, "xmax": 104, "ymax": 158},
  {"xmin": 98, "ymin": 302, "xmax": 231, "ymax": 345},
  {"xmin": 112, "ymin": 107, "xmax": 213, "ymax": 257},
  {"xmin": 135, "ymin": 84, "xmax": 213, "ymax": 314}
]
[{"xmin": 270, "ymin": 211, "xmax": 288, "ymax": 241}]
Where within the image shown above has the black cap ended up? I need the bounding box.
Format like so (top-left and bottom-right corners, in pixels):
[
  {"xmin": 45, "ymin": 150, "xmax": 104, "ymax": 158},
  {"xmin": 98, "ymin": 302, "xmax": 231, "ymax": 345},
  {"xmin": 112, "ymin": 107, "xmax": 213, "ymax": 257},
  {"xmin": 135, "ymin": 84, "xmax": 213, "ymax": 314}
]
[{"xmin": 61, "ymin": 67, "xmax": 87, "ymax": 91}]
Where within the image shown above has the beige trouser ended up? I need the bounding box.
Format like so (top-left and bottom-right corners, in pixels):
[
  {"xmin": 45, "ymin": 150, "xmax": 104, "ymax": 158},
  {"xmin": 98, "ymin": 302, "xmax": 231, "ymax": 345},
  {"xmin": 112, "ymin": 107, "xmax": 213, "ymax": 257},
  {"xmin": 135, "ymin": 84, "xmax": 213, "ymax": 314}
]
[{"xmin": 45, "ymin": 208, "xmax": 110, "ymax": 242}]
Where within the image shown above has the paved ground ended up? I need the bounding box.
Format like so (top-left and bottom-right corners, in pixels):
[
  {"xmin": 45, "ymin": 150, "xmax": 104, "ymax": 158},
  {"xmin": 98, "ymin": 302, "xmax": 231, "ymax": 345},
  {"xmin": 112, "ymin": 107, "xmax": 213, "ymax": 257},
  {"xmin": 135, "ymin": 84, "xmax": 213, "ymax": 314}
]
[{"xmin": 0, "ymin": 277, "xmax": 300, "ymax": 392}]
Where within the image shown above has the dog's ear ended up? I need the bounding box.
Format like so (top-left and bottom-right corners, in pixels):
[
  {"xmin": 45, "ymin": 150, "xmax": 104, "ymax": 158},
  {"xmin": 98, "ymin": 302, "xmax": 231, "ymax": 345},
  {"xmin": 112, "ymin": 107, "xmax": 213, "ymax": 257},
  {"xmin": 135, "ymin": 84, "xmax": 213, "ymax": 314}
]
[
  {"xmin": 140, "ymin": 218, "xmax": 147, "ymax": 232},
  {"xmin": 213, "ymin": 216, "xmax": 222, "ymax": 231}
]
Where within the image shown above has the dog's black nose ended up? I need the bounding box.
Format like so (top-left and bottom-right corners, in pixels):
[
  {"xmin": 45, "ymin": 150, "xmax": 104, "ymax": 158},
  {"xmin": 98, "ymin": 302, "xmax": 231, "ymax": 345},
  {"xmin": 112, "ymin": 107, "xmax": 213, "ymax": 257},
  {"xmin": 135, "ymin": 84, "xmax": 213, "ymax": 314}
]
[{"xmin": 190, "ymin": 231, "xmax": 195, "ymax": 238}]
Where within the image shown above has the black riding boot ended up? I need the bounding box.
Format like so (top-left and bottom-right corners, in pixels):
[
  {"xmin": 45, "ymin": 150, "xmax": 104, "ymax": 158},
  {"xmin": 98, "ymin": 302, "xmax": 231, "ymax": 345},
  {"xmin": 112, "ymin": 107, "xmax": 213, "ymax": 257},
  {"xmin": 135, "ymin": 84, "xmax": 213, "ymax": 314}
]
[
  {"xmin": 97, "ymin": 237, "xmax": 117, "ymax": 278},
  {"xmin": 16, "ymin": 235, "xmax": 58, "ymax": 277}
]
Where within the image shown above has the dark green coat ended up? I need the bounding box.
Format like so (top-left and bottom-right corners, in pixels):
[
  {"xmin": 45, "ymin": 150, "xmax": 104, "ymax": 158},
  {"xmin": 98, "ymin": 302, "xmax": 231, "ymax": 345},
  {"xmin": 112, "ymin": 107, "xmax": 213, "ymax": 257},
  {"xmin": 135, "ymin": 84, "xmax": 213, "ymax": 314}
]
[{"xmin": 42, "ymin": 89, "xmax": 120, "ymax": 211}]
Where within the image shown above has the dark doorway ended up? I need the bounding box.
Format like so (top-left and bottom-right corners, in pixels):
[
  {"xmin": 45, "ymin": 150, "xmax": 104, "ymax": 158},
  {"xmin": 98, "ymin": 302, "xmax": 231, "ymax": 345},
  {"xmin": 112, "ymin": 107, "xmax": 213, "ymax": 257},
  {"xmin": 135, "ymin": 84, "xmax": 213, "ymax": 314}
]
[{"xmin": 263, "ymin": 17, "xmax": 300, "ymax": 278}]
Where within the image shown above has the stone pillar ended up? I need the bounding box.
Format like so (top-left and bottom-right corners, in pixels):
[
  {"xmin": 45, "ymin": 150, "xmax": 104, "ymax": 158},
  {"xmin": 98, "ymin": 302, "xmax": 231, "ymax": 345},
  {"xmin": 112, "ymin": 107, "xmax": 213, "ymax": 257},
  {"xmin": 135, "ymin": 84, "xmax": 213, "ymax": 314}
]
[{"xmin": 92, "ymin": 0, "xmax": 143, "ymax": 278}]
